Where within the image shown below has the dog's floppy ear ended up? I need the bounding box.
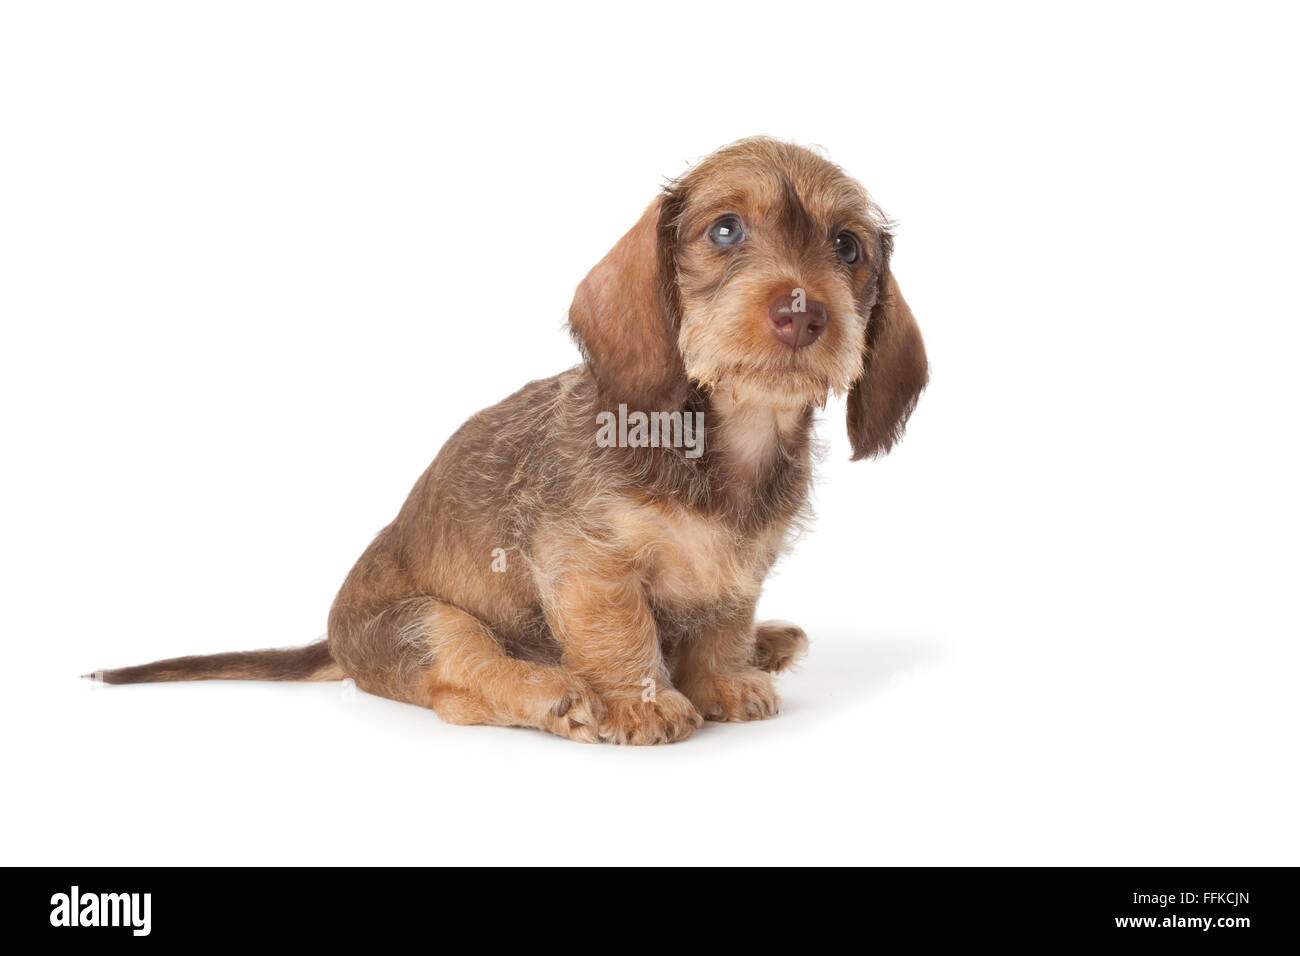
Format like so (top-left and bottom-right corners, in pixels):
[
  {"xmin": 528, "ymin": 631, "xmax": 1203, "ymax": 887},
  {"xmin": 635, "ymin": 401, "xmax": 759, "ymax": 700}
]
[
  {"xmin": 568, "ymin": 195, "xmax": 688, "ymax": 411},
  {"xmin": 847, "ymin": 271, "xmax": 928, "ymax": 460}
]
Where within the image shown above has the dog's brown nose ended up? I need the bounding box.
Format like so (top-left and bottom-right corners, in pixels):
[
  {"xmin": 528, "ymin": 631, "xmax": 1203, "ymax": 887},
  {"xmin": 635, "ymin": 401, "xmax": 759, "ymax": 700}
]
[{"xmin": 768, "ymin": 293, "xmax": 827, "ymax": 350}]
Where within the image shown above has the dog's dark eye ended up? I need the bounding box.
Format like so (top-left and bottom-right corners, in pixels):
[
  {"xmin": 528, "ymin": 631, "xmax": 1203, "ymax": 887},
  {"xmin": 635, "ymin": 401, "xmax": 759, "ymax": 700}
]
[
  {"xmin": 834, "ymin": 231, "xmax": 860, "ymax": 264},
  {"xmin": 708, "ymin": 216, "xmax": 745, "ymax": 246}
]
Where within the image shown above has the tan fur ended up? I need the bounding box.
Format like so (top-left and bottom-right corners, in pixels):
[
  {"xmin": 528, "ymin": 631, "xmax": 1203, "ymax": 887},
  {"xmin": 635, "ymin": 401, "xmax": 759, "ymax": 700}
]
[
  {"xmin": 92, "ymin": 137, "xmax": 927, "ymax": 745},
  {"xmin": 601, "ymin": 499, "xmax": 771, "ymax": 605}
]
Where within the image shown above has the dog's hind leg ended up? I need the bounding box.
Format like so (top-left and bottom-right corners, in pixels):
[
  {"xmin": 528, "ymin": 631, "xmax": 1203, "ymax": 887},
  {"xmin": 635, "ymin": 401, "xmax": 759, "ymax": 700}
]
[
  {"xmin": 752, "ymin": 621, "xmax": 809, "ymax": 674},
  {"xmin": 329, "ymin": 598, "xmax": 605, "ymax": 742}
]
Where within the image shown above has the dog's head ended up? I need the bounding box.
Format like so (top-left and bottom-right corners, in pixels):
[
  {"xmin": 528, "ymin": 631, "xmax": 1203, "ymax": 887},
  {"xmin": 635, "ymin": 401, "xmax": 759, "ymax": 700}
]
[{"xmin": 569, "ymin": 137, "xmax": 927, "ymax": 459}]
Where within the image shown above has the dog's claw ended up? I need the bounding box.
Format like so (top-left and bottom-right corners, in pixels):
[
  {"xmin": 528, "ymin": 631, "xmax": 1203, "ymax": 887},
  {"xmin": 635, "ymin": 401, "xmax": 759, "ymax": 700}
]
[
  {"xmin": 541, "ymin": 680, "xmax": 605, "ymax": 743},
  {"xmin": 597, "ymin": 689, "xmax": 701, "ymax": 745},
  {"xmin": 683, "ymin": 668, "xmax": 779, "ymax": 723}
]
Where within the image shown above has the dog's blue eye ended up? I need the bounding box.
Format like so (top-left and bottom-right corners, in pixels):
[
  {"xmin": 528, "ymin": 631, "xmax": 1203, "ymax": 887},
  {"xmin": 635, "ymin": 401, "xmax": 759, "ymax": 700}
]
[
  {"xmin": 834, "ymin": 231, "xmax": 860, "ymax": 264},
  {"xmin": 708, "ymin": 216, "xmax": 744, "ymax": 246}
]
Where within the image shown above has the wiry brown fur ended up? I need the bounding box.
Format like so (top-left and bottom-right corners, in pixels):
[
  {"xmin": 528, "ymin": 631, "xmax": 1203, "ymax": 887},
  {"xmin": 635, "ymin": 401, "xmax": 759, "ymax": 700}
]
[{"xmin": 92, "ymin": 138, "xmax": 928, "ymax": 745}]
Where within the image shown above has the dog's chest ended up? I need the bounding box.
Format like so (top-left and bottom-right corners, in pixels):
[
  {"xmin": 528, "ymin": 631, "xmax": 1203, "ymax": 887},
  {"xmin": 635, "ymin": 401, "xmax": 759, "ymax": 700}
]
[{"xmin": 605, "ymin": 499, "xmax": 785, "ymax": 607}]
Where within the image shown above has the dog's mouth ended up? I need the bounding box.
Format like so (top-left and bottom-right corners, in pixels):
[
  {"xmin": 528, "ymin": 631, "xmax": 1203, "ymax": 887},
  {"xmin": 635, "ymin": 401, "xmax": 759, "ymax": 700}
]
[
  {"xmin": 687, "ymin": 356, "xmax": 851, "ymax": 410},
  {"xmin": 678, "ymin": 300, "xmax": 865, "ymax": 407}
]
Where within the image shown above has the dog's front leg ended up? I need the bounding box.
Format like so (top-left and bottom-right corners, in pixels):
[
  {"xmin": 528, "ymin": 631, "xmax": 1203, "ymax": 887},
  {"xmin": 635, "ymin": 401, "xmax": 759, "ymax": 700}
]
[
  {"xmin": 541, "ymin": 565, "xmax": 702, "ymax": 745},
  {"xmin": 673, "ymin": 603, "xmax": 781, "ymax": 721}
]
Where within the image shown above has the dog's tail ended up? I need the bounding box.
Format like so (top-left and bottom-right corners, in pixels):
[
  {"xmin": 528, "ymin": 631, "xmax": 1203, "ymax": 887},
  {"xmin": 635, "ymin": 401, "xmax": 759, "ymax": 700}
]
[{"xmin": 85, "ymin": 639, "xmax": 344, "ymax": 685}]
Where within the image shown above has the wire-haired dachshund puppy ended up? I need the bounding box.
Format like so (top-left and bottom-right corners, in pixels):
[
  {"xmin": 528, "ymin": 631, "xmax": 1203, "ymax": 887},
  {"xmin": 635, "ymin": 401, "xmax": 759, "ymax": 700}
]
[{"xmin": 93, "ymin": 137, "xmax": 928, "ymax": 745}]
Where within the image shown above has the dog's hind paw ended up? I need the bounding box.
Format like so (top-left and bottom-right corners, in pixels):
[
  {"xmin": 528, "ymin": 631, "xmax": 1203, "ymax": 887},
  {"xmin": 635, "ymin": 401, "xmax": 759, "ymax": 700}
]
[
  {"xmin": 752, "ymin": 621, "xmax": 809, "ymax": 673},
  {"xmin": 543, "ymin": 679, "xmax": 607, "ymax": 744}
]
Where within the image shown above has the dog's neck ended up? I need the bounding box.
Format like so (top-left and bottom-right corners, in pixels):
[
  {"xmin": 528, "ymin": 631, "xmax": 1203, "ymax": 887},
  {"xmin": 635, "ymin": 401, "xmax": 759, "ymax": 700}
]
[
  {"xmin": 706, "ymin": 385, "xmax": 806, "ymax": 475},
  {"xmin": 582, "ymin": 371, "xmax": 815, "ymax": 532},
  {"xmin": 695, "ymin": 383, "xmax": 815, "ymax": 530}
]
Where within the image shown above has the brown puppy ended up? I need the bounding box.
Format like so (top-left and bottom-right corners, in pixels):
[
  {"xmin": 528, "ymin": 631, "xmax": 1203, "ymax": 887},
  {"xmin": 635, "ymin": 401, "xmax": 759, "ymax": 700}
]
[{"xmin": 93, "ymin": 138, "xmax": 928, "ymax": 745}]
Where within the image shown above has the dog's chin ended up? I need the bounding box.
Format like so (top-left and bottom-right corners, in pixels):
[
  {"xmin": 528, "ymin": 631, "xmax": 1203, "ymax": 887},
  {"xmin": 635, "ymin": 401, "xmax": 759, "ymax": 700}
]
[
  {"xmin": 688, "ymin": 362, "xmax": 848, "ymax": 411},
  {"xmin": 680, "ymin": 320, "xmax": 865, "ymax": 412}
]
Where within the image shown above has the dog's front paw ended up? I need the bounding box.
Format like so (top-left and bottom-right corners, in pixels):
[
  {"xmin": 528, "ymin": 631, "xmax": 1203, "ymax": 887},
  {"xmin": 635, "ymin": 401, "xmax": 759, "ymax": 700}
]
[
  {"xmin": 599, "ymin": 687, "xmax": 702, "ymax": 745},
  {"xmin": 683, "ymin": 668, "xmax": 779, "ymax": 721},
  {"xmin": 753, "ymin": 621, "xmax": 809, "ymax": 673}
]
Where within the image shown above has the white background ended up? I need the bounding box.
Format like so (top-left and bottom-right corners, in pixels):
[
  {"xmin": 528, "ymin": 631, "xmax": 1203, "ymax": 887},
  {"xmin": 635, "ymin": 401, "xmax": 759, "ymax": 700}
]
[{"xmin": 2, "ymin": 2, "xmax": 1297, "ymax": 866}]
